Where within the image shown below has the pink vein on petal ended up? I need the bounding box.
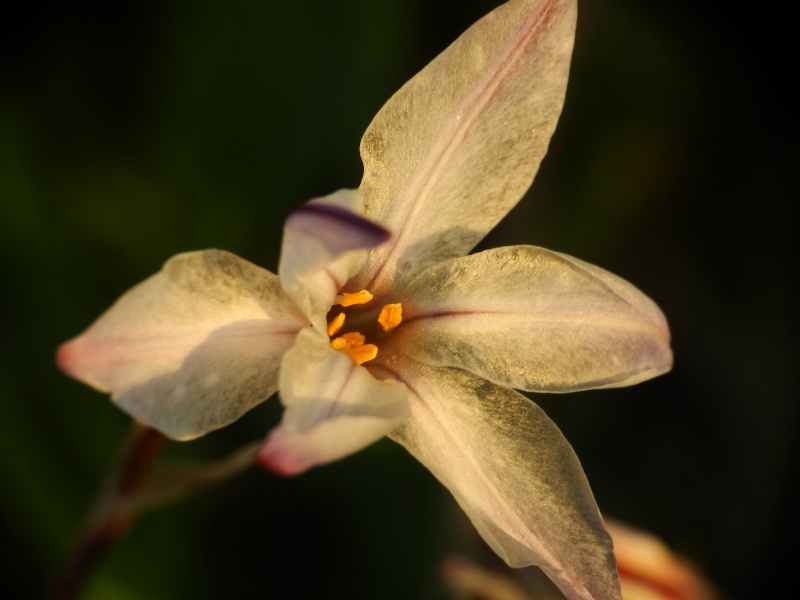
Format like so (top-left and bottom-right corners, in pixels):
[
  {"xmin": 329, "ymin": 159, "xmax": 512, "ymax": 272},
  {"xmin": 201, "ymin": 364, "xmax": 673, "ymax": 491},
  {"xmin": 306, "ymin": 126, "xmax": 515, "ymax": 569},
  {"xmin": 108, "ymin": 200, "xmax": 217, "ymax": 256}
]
[
  {"xmin": 365, "ymin": 0, "xmax": 560, "ymax": 293},
  {"xmin": 370, "ymin": 360, "xmax": 562, "ymax": 569}
]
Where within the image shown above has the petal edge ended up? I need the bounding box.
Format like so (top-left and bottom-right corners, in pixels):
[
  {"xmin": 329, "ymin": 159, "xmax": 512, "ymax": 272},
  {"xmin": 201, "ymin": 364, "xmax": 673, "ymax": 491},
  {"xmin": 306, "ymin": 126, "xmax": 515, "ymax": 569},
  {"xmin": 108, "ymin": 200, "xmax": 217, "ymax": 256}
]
[
  {"xmin": 379, "ymin": 357, "xmax": 621, "ymax": 600},
  {"xmin": 394, "ymin": 245, "xmax": 672, "ymax": 393},
  {"xmin": 59, "ymin": 250, "xmax": 305, "ymax": 439}
]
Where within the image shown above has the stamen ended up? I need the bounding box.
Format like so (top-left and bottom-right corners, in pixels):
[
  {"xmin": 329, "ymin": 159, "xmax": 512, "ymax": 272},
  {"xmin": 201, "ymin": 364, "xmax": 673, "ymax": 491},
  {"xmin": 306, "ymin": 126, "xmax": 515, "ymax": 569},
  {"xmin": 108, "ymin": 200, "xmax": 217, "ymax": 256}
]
[
  {"xmin": 327, "ymin": 312, "xmax": 346, "ymax": 337},
  {"xmin": 336, "ymin": 290, "xmax": 373, "ymax": 307},
  {"xmin": 330, "ymin": 331, "xmax": 365, "ymax": 351},
  {"xmin": 348, "ymin": 344, "xmax": 378, "ymax": 365},
  {"xmin": 327, "ymin": 290, "xmax": 390, "ymax": 367},
  {"xmin": 378, "ymin": 303, "xmax": 403, "ymax": 332}
]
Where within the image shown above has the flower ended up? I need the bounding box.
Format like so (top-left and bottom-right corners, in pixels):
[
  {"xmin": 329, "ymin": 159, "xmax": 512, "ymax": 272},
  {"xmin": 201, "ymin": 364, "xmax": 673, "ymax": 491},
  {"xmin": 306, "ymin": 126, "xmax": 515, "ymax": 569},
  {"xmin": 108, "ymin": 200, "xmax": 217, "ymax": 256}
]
[
  {"xmin": 57, "ymin": 1, "xmax": 672, "ymax": 599},
  {"xmin": 441, "ymin": 521, "xmax": 719, "ymax": 600},
  {"xmin": 606, "ymin": 520, "xmax": 720, "ymax": 600}
]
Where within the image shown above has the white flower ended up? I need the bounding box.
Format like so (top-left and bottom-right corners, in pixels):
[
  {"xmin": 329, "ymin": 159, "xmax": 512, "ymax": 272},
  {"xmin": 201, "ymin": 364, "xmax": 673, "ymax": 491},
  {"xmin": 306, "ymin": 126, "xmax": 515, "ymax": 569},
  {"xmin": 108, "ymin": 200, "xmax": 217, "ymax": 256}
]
[{"xmin": 58, "ymin": 1, "xmax": 671, "ymax": 599}]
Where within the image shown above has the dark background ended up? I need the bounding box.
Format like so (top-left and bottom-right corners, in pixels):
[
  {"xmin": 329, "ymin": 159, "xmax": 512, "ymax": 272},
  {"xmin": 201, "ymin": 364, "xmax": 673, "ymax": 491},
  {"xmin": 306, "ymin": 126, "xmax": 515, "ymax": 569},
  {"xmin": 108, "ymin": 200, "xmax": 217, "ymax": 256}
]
[{"xmin": 1, "ymin": 1, "xmax": 795, "ymax": 598}]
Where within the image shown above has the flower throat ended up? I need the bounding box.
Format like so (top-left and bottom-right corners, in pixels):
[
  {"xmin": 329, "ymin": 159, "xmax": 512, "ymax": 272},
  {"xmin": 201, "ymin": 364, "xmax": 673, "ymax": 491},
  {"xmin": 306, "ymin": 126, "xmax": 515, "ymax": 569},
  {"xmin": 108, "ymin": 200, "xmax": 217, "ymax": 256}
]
[{"xmin": 326, "ymin": 290, "xmax": 402, "ymax": 365}]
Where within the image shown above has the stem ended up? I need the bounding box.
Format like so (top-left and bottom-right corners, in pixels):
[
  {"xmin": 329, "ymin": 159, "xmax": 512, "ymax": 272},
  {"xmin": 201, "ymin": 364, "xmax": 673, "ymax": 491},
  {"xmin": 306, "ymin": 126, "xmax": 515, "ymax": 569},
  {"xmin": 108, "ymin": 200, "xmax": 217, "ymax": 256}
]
[
  {"xmin": 48, "ymin": 425, "xmax": 260, "ymax": 600},
  {"xmin": 118, "ymin": 441, "xmax": 260, "ymax": 514},
  {"xmin": 47, "ymin": 424, "xmax": 166, "ymax": 600}
]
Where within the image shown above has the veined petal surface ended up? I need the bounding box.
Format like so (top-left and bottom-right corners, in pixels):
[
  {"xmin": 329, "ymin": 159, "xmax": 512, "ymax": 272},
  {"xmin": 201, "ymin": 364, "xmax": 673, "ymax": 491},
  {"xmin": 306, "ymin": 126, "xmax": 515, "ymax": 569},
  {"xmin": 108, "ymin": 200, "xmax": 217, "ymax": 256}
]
[
  {"xmin": 258, "ymin": 328, "xmax": 409, "ymax": 476},
  {"xmin": 58, "ymin": 250, "xmax": 306, "ymax": 440},
  {"xmin": 353, "ymin": 0, "xmax": 576, "ymax": 295},
  {"xmin": 279, "ymin": 189, "xmax": 390, "ymax": 331},
  {"xmin": 394, "ymin": 245, "xmax": 672, "ymax": 392},
  {"xmin": 378, "ymin": 357, "xmax": 621, "ymax": 600}
]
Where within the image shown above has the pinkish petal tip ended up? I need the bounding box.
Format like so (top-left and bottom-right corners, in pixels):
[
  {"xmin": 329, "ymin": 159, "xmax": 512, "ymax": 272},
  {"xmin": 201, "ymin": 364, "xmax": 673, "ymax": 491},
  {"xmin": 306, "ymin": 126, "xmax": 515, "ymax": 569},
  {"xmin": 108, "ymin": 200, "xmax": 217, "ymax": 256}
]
[
  {"xmin": 256, "ymin": 438, "xmax": 310, "ymax": 478},
  {"xmin": 56, "ymin": 338, "xmax": 79, "ymax": 377}
]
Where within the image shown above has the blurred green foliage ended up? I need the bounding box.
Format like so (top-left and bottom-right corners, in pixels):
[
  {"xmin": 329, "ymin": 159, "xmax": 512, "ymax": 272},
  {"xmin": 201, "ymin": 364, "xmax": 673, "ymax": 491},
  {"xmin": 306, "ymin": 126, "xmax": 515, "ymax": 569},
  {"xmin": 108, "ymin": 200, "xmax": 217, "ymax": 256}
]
[{"xmin": 1, "ymin": 1, "xmax": 795, "ymax": 598}]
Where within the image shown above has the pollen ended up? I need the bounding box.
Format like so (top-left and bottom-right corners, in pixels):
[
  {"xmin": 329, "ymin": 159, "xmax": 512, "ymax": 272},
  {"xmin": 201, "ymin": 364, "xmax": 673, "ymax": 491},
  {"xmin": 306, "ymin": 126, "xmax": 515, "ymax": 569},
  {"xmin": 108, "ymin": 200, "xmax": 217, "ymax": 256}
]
[
  {"xmin": 347, "ymin": 344, "xmax": 378, "ymax": 365},
  {"xmin": 378, "ymin": 303, "xmax": 403, "ymax": 332},
  {"xmin": 328, "ymin": 291, "xmax": 397, "ymax": 367},
  {"xmin": 336, "ymin": 290, "xmax": 373, "ymax": 307},
  {"xmin": 331, "ymin": 331, "xmax": 378, "ymax": 365},
  {"xmin": 327, "ymin": 312, "xmax": 346, "ymax": 337},
  {"xmin": 330, "ymin": 332, "xmax": 365, "ymax": 351}
]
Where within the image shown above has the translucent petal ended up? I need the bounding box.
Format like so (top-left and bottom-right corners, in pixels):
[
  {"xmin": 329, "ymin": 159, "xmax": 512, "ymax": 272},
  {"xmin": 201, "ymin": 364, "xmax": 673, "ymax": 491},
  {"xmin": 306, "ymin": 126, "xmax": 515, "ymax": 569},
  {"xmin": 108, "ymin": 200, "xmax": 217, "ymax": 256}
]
[
  {"xmin": 379, "ymin": 357, "xmax": 621, "ymax": 600},
  {"xmin": 352, "ymin": 0, "xmax": 577, "ymax": 295},
  {"xmin": 58, "ymin": 250, "xmax": 306, "ymax": 440},
  {"xmin": 279, "ymin": 189, "xmax": 390, "ymax": 331},
  {"xmin": 394, "ymin": 245, "xmax": 672, "ymax": 392},
  {"xmin": 257, "ymin": 328, "xmax": 409, "ymax": 476}
]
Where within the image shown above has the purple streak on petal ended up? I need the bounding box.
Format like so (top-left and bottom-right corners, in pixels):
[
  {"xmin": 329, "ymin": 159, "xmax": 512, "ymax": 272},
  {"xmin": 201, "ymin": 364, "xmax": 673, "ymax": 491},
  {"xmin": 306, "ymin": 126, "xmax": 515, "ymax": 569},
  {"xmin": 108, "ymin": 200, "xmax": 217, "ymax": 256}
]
[{"xmin": 287, "ymin": 202, "xmax": 391, "ymax": 252}]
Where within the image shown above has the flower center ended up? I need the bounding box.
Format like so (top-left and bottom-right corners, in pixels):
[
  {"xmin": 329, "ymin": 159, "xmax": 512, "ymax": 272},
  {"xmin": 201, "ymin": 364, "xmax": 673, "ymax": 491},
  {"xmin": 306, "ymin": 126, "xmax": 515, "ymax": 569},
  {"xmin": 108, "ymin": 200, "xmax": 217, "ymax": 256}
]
[{"xmin": 326, "ymin": 289, "xmax": 402, "ymax": 365}]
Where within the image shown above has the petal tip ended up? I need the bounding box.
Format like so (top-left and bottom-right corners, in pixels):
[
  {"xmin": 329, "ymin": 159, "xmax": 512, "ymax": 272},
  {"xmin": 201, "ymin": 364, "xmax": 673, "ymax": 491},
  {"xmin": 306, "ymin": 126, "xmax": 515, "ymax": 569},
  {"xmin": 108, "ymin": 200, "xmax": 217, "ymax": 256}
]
[
  {"xmin": 56, "ymin": 338, "xmax": 81, "ymax": 378},
  {"xmin": 56, "ymin": 336, "xmax": 110, "ymax": 393},
  {"xmin": 654, "ymin": 330, "xmax": 675, "ymax": 373},
  {"xmin": 256, "ymin": 437, "xmax": 310, "ymax": 478}
]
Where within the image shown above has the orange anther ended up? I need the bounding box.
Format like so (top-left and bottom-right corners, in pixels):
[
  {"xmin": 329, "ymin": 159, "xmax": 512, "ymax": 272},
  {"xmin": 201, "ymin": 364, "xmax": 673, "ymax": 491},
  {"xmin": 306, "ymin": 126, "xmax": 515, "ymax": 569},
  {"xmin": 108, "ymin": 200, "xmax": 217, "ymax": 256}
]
[
  {"xmin": 327, "ymin": 312, "xmax": 346, "ymax": 337},
  {"xmin": 330, "ymin": 331, "xmax": 366, "ymax": 352},
  {"xmin": 378, "ymin": 303, "xmax": 403, "ymax": 332},
  {"xmin": 348, "ymin": 344, "xmax": 378, "ymax": 365},
  {"xmin": 337, "ymin": 290, "xmax": 373, "ymax": 307}
]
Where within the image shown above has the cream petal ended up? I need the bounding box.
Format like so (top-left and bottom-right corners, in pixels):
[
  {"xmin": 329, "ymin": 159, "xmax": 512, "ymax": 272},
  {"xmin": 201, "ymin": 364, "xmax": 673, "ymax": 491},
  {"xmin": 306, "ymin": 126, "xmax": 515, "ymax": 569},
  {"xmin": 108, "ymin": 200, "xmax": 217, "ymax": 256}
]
[
  {"xmin": 279, "ymin": 189, "xmax": 390, "ymax": 331},
  {"xmin": 393, "ymin": 245, "xmax": 672, "ymax": 392},
  {"xmin": 378, "ymin": 357, "xmax": 621, "ymax": 600},
  {"xmin": 352, "ymin": 0, "xmax": 577, "ymax": 295},
  {"xmin": 257, "ymin": 328, "xmax": 409, "ymax": 476},
  {"xmin": 58, "ymin": 250, "xmax": 306, "ymax": 440}
]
